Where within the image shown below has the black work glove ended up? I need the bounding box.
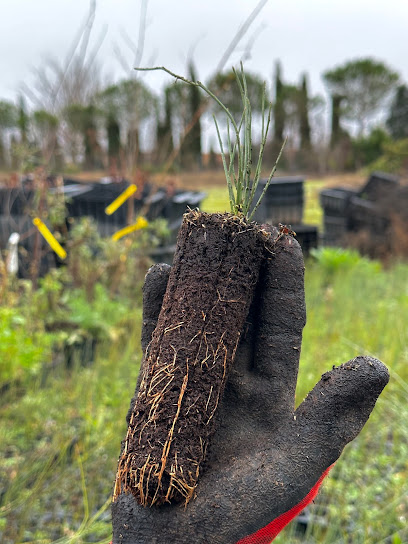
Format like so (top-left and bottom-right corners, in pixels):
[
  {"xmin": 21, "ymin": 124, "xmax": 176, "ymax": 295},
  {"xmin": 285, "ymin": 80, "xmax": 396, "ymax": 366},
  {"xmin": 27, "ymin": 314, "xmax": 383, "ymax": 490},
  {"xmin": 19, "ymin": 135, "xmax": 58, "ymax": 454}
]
[{"xmin": 112, "ymin": 232, "xmax": 389, "ymax": 544}]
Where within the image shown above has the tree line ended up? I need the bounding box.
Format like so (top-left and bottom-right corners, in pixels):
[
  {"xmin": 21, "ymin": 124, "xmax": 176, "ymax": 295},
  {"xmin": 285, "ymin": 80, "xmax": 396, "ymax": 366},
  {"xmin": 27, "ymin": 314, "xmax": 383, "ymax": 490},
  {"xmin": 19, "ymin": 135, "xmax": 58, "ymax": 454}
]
[{"xmin": 0, "ymin": 56, "xmax": 406, "ymax": 176}]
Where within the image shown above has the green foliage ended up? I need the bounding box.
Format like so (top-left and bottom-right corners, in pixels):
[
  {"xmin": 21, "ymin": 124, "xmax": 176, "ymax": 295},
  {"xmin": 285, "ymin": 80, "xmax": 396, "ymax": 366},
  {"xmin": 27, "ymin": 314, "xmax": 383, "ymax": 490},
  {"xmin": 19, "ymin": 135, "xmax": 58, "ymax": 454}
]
[
  {"xmin": 17, "ymin": 96, "xmax": 29, "ymax": 143},
  {"xmin": 273, "ymin": 61, "xmax": 285, "ymax": 143},
  {"xmin": 309, "ymin": 247, "xmax": 381, "ymax": 287},
  {"xmin": 66, "ymin": 283, "xmax": 132, "ymax": 340},
  {"xmin": 156, "ymin": 85, "xmax": 174, "ymax": 163},
  {"xmin": 387, "ymin": 84, "xmax": 408, "ymax": 140},
  {"xmin": 323, "ymin": 57, "xmax": 399, "ymax": 134},
  {"xmin": 369, "ymin": 138, "xmax": 408, "ymax": 174},
  {"xmin": 33, "ymin": 110, "xmax": 59, "ymax": 131},
  {"xmin": 63, "ymin": 103, "xmax": 99, "ymax": 134},
  {"xmin": 0, "ymin": 304, "xmax": 52, "ymax": 383},
  {"xmin": 31, "ymin": 109, "xmax": 61, "ymax": 168},
  {"xmin": 0, "ymin": 318, "xmax": 143, "ymax": 542},
  {"xmin": 9, "ymin": 139, "xmax": 41, "ymax": 172},
  {"xmin": 0, "ymin": 100, "xmax": 18, "ymax": 129},
  {"xmin": 202, "ymin": 178, "xmax": 326, "ymax": 227},
  {"xmin": 330, "ymin": 94, "xmax": 345, "ymax": 147},
  {"xmin": 161, "ymin": 75, "xmax": 201, "ymax": 168},
  {"xmin": 211, "ymin": 65, "xmax": 283, "ymax": 219},
  {"xmin": 65, "ymin": 216, "xmax": 156, "ymax": 301},
  {"xmin": 271, "ymin": 64, "xmax": 321, "ymax": 166},
  {"xmin": 299, "ymin": 74, "xmax": 311, "ymax": 149},
  {"xmin": 115, "ymin": 79, "xmax": 158, "ymax": 124},
  {"xmin": 352, "ymin": 127, "xmax": 391, "ymax": 167},
  {"xmin": 96, "ymin": 79, "xmax": 158, "ymax": 165},
  {"xmin": 209, "ymin": 68, "xmax": 267, "ymax": 119},
  {"xmin": 62, "ymin": 103, "xmax": 102, "ymax": 169},
  {"xmin": 179, "ymin": 62, "xmax": 203, "ymax": 169}
]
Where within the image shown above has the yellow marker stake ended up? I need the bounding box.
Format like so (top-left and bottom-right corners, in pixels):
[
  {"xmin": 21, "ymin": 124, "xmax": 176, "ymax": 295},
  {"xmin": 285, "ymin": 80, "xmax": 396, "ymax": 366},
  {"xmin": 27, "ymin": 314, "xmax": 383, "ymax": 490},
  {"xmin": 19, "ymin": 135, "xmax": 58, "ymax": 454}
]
[
  {"xmin": 33, "ymin": 218, "xmax": 67, "ymax": 259},
  {"xmin": 112, "ymin": 217, "xmax": 148, "ymax": 241},
  {"xmin": 105, "ymin": 184, "xmax": 137, "ymax": 215}
]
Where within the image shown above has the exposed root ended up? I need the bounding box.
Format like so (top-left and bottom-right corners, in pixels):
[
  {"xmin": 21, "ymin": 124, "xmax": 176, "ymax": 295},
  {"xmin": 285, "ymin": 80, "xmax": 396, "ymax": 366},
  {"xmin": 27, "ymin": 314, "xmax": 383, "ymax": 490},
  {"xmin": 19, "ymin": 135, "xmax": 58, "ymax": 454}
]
[{"xmin": 113, "ymin": 211, "xmax": 265, "ymax": 507}]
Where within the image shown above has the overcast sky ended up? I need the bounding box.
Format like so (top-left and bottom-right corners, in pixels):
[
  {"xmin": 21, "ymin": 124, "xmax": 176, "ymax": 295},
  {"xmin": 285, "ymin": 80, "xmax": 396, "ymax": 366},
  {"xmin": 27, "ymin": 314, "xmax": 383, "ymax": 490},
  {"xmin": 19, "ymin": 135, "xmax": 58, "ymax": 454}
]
[{"xmin": 1, "ymin": 0, "xmax": 407, "ymax": 141}]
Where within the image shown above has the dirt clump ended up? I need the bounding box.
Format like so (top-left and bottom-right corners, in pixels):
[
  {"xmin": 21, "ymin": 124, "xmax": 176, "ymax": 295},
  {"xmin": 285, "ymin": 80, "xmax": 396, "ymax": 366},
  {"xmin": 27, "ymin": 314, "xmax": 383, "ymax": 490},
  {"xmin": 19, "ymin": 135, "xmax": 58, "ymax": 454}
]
[{"xmin": 114, "ymin": 210, "xmax": 269, "ymax": 506}]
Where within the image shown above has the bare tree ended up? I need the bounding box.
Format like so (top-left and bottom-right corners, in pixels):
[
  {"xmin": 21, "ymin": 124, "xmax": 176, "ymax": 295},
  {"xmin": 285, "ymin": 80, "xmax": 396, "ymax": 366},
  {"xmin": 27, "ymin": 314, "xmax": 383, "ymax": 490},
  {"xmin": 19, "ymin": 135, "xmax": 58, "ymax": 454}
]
[
  {"xmin": 23, "ymin": 1, "xmax": 105, "ymax": 114},
  {"xmin": 18, "ymin": 1, "xmax": 107, "ymax": 168}
]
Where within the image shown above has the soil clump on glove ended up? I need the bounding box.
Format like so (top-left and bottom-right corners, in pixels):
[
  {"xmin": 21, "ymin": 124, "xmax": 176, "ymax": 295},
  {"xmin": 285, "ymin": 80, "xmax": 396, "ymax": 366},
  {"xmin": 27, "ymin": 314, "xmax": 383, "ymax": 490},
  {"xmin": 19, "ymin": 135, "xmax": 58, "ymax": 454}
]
[{"xmin": 114, "ymin": 210, "xmax": 269, "ymax": 506}]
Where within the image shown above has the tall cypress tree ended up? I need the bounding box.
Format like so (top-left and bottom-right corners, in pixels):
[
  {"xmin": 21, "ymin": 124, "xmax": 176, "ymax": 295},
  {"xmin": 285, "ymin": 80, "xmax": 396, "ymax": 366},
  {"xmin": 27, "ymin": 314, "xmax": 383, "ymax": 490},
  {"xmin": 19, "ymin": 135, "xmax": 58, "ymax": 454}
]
[
  {"xmin": 273, "ymin": 61, "xmax": 285, "ymax": 144},
  {"xmin": 180, "ymin": 61, "xmax": 202, "ymax": 169},
  {"xmin": 386, "ymin": 84, "xmax": 408, "ymax": 140},
  {"xmin": 189, "ymin": 62, "xmax": 202, "ymax": 168},
  {"xmin": 299, "ymin": 74, "xmax": 311, "ymax": 149},
  {"xmin": 17, "ymin": 97, "xmax": 29, "ymax": 144},
  {"xmin": 330, "ymin": 95, "xmax": 343, "ymax": 147},
  {"xmin": 156, "ymin": 85, "xmax": 174, "ymax": 164},
  {"xmin": 0, "ymin": 100, "xmax": 17, "ymax": 169},
  {"xmin": 107, "ymin": 114, "xmax": 121, "ymax": 169},
  {"xmin": 83, "ymin": 104, "xmax": 101, "ymax": 170}
]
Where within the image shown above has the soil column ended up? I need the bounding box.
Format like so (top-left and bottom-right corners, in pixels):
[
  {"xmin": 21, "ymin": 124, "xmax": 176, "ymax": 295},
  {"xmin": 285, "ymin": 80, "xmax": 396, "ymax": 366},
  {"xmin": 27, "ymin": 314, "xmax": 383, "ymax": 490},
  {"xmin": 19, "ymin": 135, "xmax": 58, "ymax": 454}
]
[{"xmin": 114, "ymin": 211, "xmax": 267, "ymax": 506}]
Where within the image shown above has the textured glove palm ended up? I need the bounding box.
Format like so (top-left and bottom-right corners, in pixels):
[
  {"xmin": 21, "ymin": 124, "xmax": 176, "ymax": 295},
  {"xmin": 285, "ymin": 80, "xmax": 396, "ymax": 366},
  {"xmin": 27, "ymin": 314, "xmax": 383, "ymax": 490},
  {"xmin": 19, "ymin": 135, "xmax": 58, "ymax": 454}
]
[{"xmin": 112, "ymin": 231, "xmax": 389, "ymax": 544}]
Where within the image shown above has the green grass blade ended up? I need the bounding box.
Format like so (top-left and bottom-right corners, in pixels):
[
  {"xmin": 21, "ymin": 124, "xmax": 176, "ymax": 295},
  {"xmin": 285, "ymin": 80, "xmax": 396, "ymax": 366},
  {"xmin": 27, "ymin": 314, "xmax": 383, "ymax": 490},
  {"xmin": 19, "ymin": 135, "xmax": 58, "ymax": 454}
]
[
  {"xmin": 248, "ymin": 136, "xmax": 287, "ymax": 222},
  {"xmin": 249, "ymin": 100, "xmax": 273, "ymax": 208},
  {"xmin": 214, "ymin": 114, "xmax": 235, "ymax": 213}
]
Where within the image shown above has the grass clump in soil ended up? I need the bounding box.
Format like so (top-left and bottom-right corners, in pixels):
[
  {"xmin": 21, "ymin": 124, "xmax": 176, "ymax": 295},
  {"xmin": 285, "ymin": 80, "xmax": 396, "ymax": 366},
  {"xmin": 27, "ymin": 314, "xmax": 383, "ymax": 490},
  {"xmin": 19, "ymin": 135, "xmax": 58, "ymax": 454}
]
[
  {"xmin": 136, "ymin": 63, "xmax": 285, "ymax": 220},
  {"xmin": 114, "ymin": 211, "xmax": 267, "ymax": 506},
  {"xmin": 113, "ymin": 65, "xmax": 286, "ymax": 507}
]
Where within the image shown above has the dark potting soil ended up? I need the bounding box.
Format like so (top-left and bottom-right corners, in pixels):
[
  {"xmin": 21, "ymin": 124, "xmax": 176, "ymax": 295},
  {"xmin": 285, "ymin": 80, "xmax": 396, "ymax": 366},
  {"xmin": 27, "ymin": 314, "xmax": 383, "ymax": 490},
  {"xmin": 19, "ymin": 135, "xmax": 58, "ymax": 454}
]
[{"xmin": 114, "ymin": 210, "xmax": 269, "ymax": 506}]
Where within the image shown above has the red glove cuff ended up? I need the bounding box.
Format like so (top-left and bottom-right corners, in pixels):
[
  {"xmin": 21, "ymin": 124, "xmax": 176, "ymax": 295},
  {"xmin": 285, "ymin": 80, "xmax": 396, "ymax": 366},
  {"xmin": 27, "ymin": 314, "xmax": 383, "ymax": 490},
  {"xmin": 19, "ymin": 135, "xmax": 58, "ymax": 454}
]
[{"xmin": 235, "ymin": 465, "xmax": 333, "ymax": 544}]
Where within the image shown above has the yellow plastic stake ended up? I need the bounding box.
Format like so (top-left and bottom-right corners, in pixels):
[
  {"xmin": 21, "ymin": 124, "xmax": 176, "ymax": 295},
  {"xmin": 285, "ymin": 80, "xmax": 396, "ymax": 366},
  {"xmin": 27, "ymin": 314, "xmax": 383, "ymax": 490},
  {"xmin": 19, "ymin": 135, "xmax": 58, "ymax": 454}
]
[
  {"xmin": 33, "ymin": 217, "xmax": 67, "ymax": 259},
  {"xmin": 105, "ymin": 184, "xmax": 137, "ymax": 215},
  {"xmin": 112, "ymin": 217, "xmax": 148, "ymax": 241}
]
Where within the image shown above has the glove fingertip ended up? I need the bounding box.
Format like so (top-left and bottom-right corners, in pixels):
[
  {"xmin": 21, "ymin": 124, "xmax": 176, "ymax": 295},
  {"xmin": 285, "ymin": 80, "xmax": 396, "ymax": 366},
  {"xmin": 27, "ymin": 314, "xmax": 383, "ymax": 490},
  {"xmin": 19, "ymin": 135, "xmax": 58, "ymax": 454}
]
[
  {"xmin": 143, "ymin": 263, "xmax": 171, "ymax": 320},
  {"xmin": 295, "ymin": 355, "xmax": 389, "ymax": 456},
  {"xmin": 141, "ymin": 263, "xmax": 171, "ymax": 352}
]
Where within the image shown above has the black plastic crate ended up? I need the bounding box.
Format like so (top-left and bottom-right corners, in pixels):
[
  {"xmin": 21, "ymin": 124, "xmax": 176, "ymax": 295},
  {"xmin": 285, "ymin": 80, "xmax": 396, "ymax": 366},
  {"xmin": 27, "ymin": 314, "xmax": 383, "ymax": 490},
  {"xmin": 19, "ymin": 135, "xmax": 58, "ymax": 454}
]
[
  {"xmin": 320, "ymin": 187, "xmax": 358, "ymax": 217},
  {"xmin": 166, "ymin": 191, "xmax": 207, "ymax": 221},
  {"xmin": 144, "ymin": 191, "xmax": 168, "ymax": 220},
  {"xmin": 0, "ymin": 187, "xmax": 35, "ymax": 215},
  {"xmin": 348, "ymin": 196, "xmax": 388, "ymax": 231},
  {"xmin": 323, "ymin": 215, "xmax": 349, "ymax": 241},
  {"xmin": 359, "ymin": 171, "xmax": 399, "ymax": 201},
  {"xmin": 66, "ymin": 181, "xmax": 144, "ymax": 225},
  {"xmin": 291, "ymin": 224, "xmax": 318, "ymax": 254},
  {"xmin": 259, "ymin": 176, "xmax": 304, "ymax": 200},
  {"xmin": 264, "ymin": 202, "xmax": 303, "ymax": 225},
  {"xmin": 253, "ymin": 177, "xmax": 304, "ymax": 225}
]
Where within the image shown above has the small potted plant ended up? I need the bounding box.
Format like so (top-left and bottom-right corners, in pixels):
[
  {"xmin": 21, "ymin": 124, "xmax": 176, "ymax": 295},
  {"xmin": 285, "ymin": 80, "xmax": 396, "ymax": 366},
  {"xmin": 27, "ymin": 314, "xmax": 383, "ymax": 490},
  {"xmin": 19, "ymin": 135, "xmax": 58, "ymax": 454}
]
[{"xmin": 114, "ymin": 64, "xmax": 286, "ymax": 506}]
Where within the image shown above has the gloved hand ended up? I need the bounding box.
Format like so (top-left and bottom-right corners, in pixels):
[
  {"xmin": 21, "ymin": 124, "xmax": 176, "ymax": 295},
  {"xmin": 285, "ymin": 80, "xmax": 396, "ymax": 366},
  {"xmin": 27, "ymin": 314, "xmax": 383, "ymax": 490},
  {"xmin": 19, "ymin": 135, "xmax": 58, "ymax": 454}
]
[{"xmin": 112, "ymin": 231, "xmax": 389, "ymax": 544}]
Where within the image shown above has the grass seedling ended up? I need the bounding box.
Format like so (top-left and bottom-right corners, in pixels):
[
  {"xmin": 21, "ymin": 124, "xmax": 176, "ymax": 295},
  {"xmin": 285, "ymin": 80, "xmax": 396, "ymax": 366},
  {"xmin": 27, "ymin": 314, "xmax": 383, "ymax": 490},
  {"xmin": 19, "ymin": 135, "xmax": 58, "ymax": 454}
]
[{"xmin": 135, "ymin": 63, "xmax": 286, "ymax": 221}]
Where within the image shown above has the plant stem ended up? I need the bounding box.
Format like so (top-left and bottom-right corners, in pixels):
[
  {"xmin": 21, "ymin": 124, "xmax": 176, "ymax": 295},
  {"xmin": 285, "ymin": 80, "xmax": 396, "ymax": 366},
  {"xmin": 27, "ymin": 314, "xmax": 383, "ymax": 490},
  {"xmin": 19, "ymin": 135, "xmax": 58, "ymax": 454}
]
[{"xmin": 135, "ymin": 64, "xmax": 285, "ymax": 220}]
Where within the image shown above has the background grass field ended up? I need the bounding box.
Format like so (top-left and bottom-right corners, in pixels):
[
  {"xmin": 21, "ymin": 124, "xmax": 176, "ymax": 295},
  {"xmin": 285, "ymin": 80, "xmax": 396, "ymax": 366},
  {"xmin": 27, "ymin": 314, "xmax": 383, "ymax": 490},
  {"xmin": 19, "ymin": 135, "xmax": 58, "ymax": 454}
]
[{"xmin": 0, "ymin": 177, "xmax": 407, "ymax": 543}]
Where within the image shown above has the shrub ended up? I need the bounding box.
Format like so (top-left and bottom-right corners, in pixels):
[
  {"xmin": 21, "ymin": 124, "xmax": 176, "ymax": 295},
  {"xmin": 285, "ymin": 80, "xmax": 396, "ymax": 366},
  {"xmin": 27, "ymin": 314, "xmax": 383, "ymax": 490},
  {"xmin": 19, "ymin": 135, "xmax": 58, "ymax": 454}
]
[
  {"xmin": 0, "ymin": 305, "xmax": 53, "ymax": 383},
  {"xmin": 369, "ymin": 138, "xmax": 408, "ymax": 174}
]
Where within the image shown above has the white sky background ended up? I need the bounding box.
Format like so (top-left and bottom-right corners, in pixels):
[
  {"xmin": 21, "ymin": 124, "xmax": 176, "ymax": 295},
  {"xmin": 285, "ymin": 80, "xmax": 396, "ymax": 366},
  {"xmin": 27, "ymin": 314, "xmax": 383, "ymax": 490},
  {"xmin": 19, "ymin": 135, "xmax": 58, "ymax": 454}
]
[{"xmin": 0, "ymin": 0, "xmax": 407, "ymax": 147}]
